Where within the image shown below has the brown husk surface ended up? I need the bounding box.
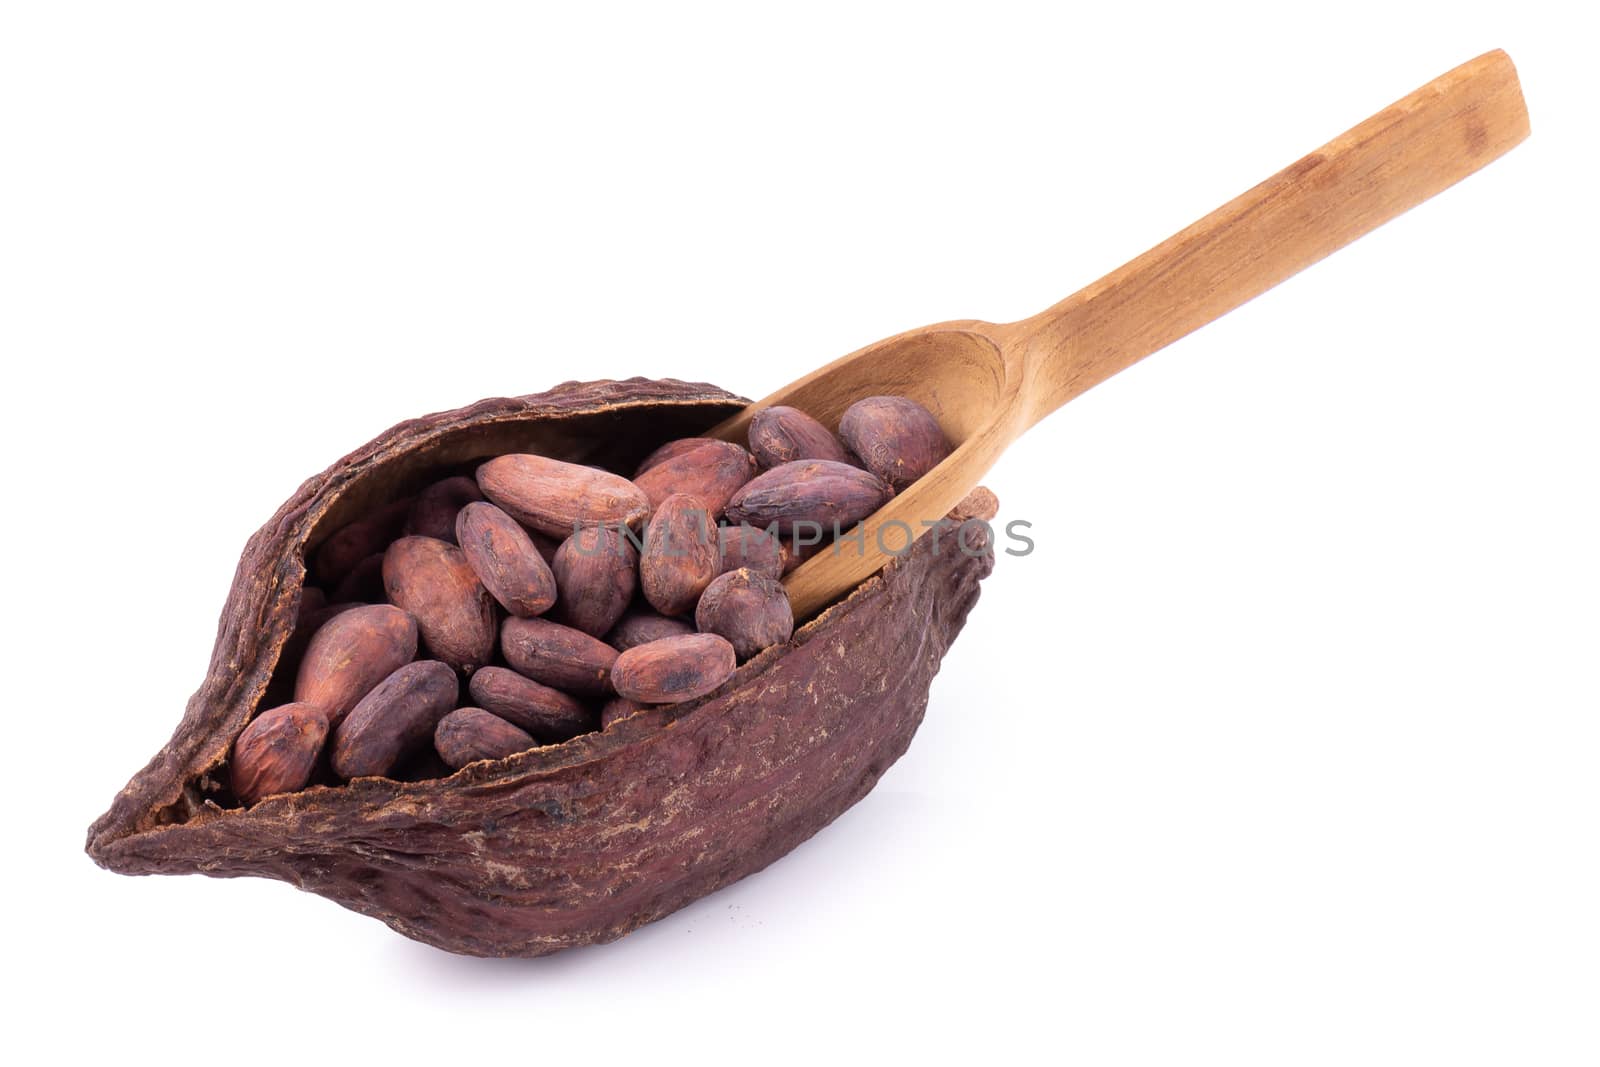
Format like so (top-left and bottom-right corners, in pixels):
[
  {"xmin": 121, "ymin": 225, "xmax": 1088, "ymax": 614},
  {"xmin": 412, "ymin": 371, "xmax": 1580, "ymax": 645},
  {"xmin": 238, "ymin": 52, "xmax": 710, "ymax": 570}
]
[{"xmin": 85, "ymin": 377, "xmax": 996, "ymax": 957}]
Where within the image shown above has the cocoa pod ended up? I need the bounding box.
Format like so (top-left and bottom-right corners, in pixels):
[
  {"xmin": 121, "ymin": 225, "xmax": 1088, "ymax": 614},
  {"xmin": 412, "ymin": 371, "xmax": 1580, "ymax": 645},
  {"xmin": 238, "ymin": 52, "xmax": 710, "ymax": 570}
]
[
  {"xmin": 434, "ymin": 708, "xmax": 537, "ymax": 770},
  {"xmin": 87, "ymin": 378, "xmax": 998, "ymax": 962},
  {"xmin": 382, "ymin": 536, "xmax": 497, "ymax": 673},
  {"xmin": 467, "ymin": 666, "xmax": 596, "ymax": 740},
  {"xmin": 632, "ymin": 440, "xmax": 756, "ymax": 517},
  {"xmin": 747, "ymin": 405, "xmax": 854, "ymax": 468},
  {"xmin": 694, "ymin": 568, "xmax": 794, "ymax": 660},
  {"xmin": 313, "ymin": 497, "xmax": 411, "ymax": 586},
  {"xmin": 599, "ymin": 696, "xmax": 645, "ymax": 729},
  {"xmin": 455, "ymin": 502, "xmax": 557, "ymax": 618},
  {"xmin": 838, "ymin": 395, "xmax": 950, "ymax": 492},
  {"xmin": 331, "ymin": 660, "xmax": 459, "ymax": 780},
  {"xmin": 716, "ymin": 523, "xmax": 785, "ymax": 580},
  {"xmin": 404, "ymin": 475, "xmax": 484, "ymax": 543},
  {"xmin": 635, "ymin": 437, "xmax": 716, "ymax": 476},
  {"xmin": 293, "ymin": 604, "xmax": 418, "ymax": 724},
  {"xmin": 330, "ymin": 551, "xmax": 386, "ymax": 604},
  {"xmin": 724, "ymin": 460, "xmax": 892, "ymax": 535},
  {"xmin": 605, "ymin": 607, "xmax": 695, "ymax": 651},
  {"xmin": 611, "ymin": 633, "xmax": 736, "ymax": 704},
  {"xmin": 639, "ymin": 493, "xmax": 719, "ymax": 617},
  {"xmin": 230, "ymin": 703, "xmax": 330, "ymax": 806},
  {"xmin": 476, "ymin": 454, "xmax": 650, "ymax": 539},
  {"xmin": 551, "ymin": 524, "xmax": 638, "ymax": 637},
  {"xmin": 500, "ymin": 616, "xmax": 617, "ymax": 696}
]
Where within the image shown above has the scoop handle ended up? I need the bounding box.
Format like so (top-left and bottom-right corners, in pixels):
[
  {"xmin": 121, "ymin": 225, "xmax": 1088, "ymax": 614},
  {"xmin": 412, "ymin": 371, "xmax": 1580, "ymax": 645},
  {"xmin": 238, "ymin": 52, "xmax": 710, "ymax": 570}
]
[{"xmin": 1008, "ymin": 49, "xmax": 1530, "ymax": 428}]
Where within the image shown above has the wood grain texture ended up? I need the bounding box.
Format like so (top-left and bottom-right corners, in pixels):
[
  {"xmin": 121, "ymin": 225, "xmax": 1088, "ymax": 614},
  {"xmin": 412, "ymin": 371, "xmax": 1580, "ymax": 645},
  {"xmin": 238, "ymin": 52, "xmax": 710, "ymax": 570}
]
[{"xmin": 710, "ymin": 50, "xmax": 1529, "ymax": 620}]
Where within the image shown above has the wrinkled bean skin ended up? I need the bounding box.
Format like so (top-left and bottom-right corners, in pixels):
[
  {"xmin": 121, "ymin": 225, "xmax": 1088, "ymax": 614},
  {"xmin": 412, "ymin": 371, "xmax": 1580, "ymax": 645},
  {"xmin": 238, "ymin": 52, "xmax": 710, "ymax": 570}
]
[
  {"xmin": 640, "ymin": 493, "xmax": 719, "ymax": 617},
  {"xmin": 331, "ymin": 660, "xmax": 459, "ymax": 780},
  {"xmin": 293, "ymin": 604, "xmax": 418, "ymax": 725},
  {"xmin": 632, "ymin": 440, "xmax": 757, "ymax": 518},
  {"xmin": 695, "ymin": 568, "xmax": 794, "ymax": 659},
  {"xmin": 455, "ymin": 502, "xmax": 558, "ymax": 618},
  {"xmin": 634, "ymin": 437, "xmax": 717, "ymax": 476},
  {"xmin": 724, "ymin": 460, "xmax": 892, "ymax": 536},
  {"xmin": 382, "ymin": 536, "xmax": 498, "ymax": 673},
  {"xmin": 605, "ymin": 607, "xmax": 695, "ymax": 651},
  {"xmin": 716, "ymin": 523, "xmax": 785, "ymax": 581},
  {"xmin": 230, "ymin": 702, "xmax": 330, "ymax": 805},
  {"xmin": 747, "ymin": 406, "xmax": 854, "ymax": 469},
  {"xmin": 467, "ymin": 666, "xmax": 596, "ymax": 740},
  {"xmin": 551, "ymin": 524, "xmax": 638, "ymax": 637},
  {"xmin": 434, "ymin": 708, "xmax": 537, "ymax": 770},
  {"xmin": 477, "ymin": 454, "xmax": 650, "ymax": 539},
  {"xmin": 500, "ymin": 616, "xmax": 618, "ymax": 696},
  {"xmin": 838, "ymin": 395, "xmax": 950, "ymax": 492},
  {"xmin": 611, "ymin": 633, "xmax": 737, "ymax": 704}
]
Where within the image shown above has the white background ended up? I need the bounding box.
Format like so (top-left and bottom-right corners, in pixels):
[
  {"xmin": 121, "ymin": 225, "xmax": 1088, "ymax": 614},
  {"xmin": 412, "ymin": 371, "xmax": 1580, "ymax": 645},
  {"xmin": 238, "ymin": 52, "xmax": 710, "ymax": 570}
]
[{"xmin": 4, "ymin": 2, "xmax": 1595, "ymax": 1063}]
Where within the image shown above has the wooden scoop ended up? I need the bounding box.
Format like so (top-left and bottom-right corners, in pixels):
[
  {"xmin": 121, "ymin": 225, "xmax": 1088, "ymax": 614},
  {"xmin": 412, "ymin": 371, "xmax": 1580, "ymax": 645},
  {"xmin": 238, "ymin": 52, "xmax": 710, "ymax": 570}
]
[{"xmin": 710, "ymin": 50, "xmax": 1529, "ymax": 620}]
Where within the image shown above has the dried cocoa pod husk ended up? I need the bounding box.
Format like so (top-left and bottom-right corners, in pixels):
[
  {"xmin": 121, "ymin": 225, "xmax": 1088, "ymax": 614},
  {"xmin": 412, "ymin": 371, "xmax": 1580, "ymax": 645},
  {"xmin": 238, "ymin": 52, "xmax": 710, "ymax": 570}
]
[
  {"xmin": 631, "ymin": 439, "xmax": 757, "ymax": 517},
  {"xmin": 466, "ymin": 666, "xmax": 595, "ymax": 741},
  {"xmin": 294, "ymin": 604, "xmax": 418, "ymax": 725},
  {"xmin": 404, "ymin": 475, "xmax": 484, "ymax": 543},
  {"xmin": 838, "ymin": 395, "xmax": 951, "ymax": 492},
  {"xmin": 639, "ymin": 492, "xmax": 719, "ymax": 617},
  {"xmin": 455, "ymin": 502, "xmax": 558, "ymax": 618},
  {"xmin": 551, "ymin": 524, "xmax": 638, "ymax": 637},
  {"xmin": 382, "ymin": 536, "xmax": 498, "ymax": 674},
  {"xmin": 605, "ymin": 607, "xmax": 694, "ymax": 651},
  {"xmin": 695, "ymin": 568, "xmax": 793, "ymax": 660},
  {"xmin": 434, "ymin": 708, "xmax": 537, "ymax": 770},
  {"xmin": 634, "ymin": 436, "xmax": 716, "ymax": 476},
  {"xmin": 724, "ymin": 460, "xmax": 892, "ymax": 535},
  {"xmin": 501, "ymin": 615, "xmax": 618, "ymax": 696},
  {"xmin": 85, "ymin": 379, "xmax": 997, "ymax": 959},
  {"xmin": 230, "ymin": 703, "xmax": 330, "ymax": 805},
  {"xmin": 331, "ymin": 660, "xmax": 460, "ymax": 780},
  {"xmin": 477, "ymin": 454, "xmax": 650, "ymax": 539},
  {"xmin": 747, "ymin": 405, "xmax": 855, "ymax": 468},
  {"xmin": 612, "ymin": 633, "xmax": 737, "ymax": 704}
]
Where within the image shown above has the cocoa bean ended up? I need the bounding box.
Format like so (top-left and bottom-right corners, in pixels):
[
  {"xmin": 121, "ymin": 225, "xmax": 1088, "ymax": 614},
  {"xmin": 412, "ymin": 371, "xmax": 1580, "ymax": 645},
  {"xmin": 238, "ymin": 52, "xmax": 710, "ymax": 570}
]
[
  {"xmin": 747, "ymin": 405, "xmax": 854, "ymax": 468},
  {"xmin": 500, "ymin": 616, "xmax": 618, "ymax": 696},
  {"xmin": 382, "ymin": 536, "xmax": 498, "ymax": 673},
  {"xmin": 312, "ymin": 497, "xmax": 412, "ymax": 586},
  {"xmin": 635, "ymin": 437, "xmax": 717, "ymax": 476},
  {"xmin": 600, "ymin": 696, "xmax": 644, "ymax": 729},
  {"xmin": 230, "ymin": 702, "xmax": 330, "ymax": 806},
  {"xmin": 639, "ymin": 493, "xmax": 720, "ymax": 617},
  {"xmin": 404, "ymin": 476, "xmax": 484, "ymax": 543},
  {"xmin": 434, "ymin": 708, "xmax": 537, "ymax": 770},
  {"xmin": 605, "ymin": 607, "xmax": 695, "ymax": 651},
  {"xmin": 611, "ymin": 633, "xmax": 736, "ymax": 704},
  {"xmin": 551, "ymin": 524, "xmax": 638, "ymax": 637},
  {"xmin": 716, "ymin": 523, "xmax": 785, "ymax": 581},
  {"xmin": 632, "ymin": 440, "xmax": 756, "ymax": 517},
  {"xmin": 297, "ymin": 586, "xmax": 328, "ymax": 621},
  {"xmin": 331, "ymin": 660, "xmax": 459, "ymax": 780},
  {"xmin": 467, "ymin": 666, "xmax": 596, "ymax": 740},
  {"xmin": 293, "ymin": 604, "xmax": 418, "ymax": 724},
  {"xmin": 694, "ymin": 568, "xmax": 793, "ymax": 659},
  {"xmin": 723, "ymin": 460, "xmax": 892, "ymax": 535},
  {"xmin": 476, "ymin": 454, "xmax": 650, "ymax": 539},
  {"xmin": 838, "ymin": 395, "xmax": 950, "ymax": 492},
  {"xmin": 455, "ymin": 502, "xmax": 558, "ymax": 618}
]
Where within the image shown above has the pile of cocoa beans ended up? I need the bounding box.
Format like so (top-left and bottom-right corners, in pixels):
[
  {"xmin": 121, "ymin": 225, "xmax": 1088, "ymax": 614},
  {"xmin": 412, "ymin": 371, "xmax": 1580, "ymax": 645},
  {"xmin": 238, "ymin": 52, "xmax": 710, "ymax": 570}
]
[{"xmin": 230, "ymin": 396, "xmax": 950, "ymax": 805}]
